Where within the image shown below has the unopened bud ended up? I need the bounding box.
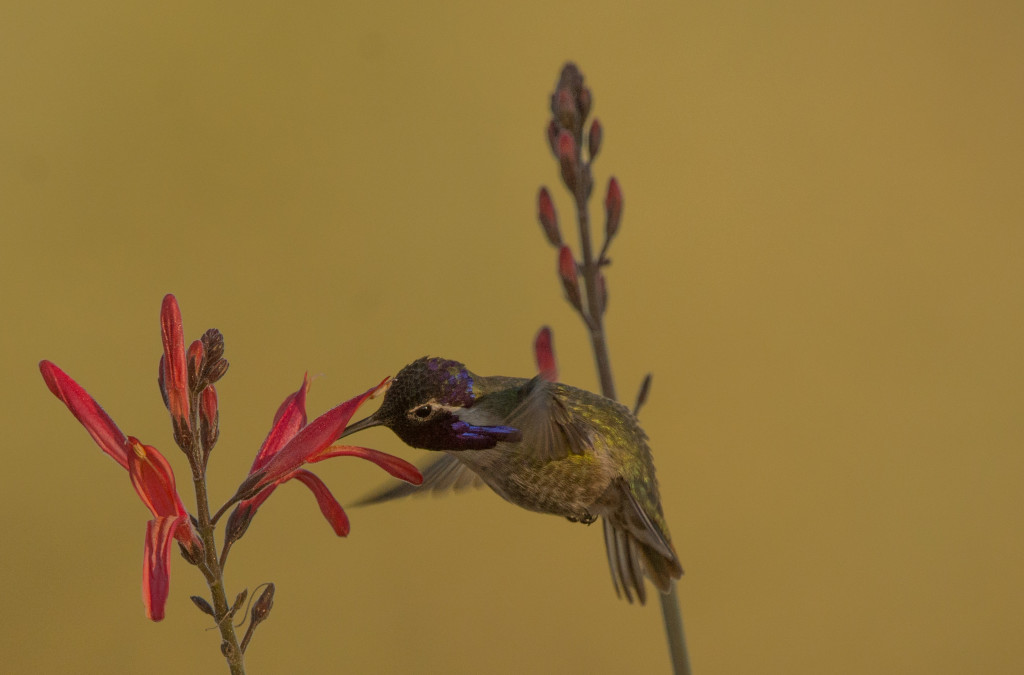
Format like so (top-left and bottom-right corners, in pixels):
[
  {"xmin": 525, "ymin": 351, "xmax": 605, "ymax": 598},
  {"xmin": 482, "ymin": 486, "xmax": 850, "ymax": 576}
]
[
  {"xmin": 178, "ymin": 538, "xmax": 203, "ymax": 566},
  {"xmin": 160, "ymin": 294, "xmax": 191, "ymax": 429},
  {"xmin": 200, "ymin": 385, "xmax": 219, "ymax": 461},
  {"xmin": 557, "ymin": 131, "xmax": 578, "ymax": 192},
  {"xmin": 578, "ymin": 87, "xmax": 592, "ymax": 121},
  {"xmin": 554, "ymin": 63, "xmax": 584, "ymax": 108},
  {"xmin": 191, "ymin": 595, "xmax": 215, "ymax": 617},
  {"xmin": 251, "ymin": 583, "xmax": 275, "ymax": 625},
  {"xmin": 534, "ymin": 326, "xmax": 558, "ymax": 382},
  {"xmin": 205, "ymin": 358, "xmax": 229, "ymax": 385},
  {"xmin": 240, "ymin": 583, "xmax": 276, "ymax": 654},
  {"xmin": 201, "ymin": 329, "xmax": 225, "ymax": 363},
  {"xmin": 229, "ymin": 589, "xmax": 249, "ymax": 621},
  {"xmin": 588, "ymin": 119, "xmax": 603, "ymax": 161},
  {"xmin": 225, "ymin": 503, "xmax": 255, "ymax": 547},
  {"xmin": 554, "ymin": 87, "xmax": 578, "ymax": 130},
  {"xmin": 558, "ymin": 245, "xmax": 582, "ymax": 310},
  {"xmin": 604, "ymin": 177, "xmax": 623, "ymax": 241},
  {"xmin": 537, "ymin": 187, "xmax": 561, "ymax": 246},
  {"xmin": 546, "ymin": 120, "xmax": 559, "ymax": 157},
  {"xmin": 187, "ymin": 340, "xmax": 204, "ymax": 391}
]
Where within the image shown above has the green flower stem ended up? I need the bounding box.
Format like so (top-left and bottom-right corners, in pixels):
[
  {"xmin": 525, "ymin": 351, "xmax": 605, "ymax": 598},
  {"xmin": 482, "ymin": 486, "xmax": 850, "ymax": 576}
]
[
  {"xmin": 192, "ymin": 471, "xmax": 246, "ymax": 675},
  {"xmin": 187, "ymin": 398, "xmax": 245, "ymax": 674}
]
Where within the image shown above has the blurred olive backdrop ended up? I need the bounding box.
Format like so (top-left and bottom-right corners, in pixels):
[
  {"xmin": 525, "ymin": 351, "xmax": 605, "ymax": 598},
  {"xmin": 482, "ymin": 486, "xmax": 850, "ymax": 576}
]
[{"xmin": 3, "ymin": 2, "xmax": 1022, "ymax": 673}]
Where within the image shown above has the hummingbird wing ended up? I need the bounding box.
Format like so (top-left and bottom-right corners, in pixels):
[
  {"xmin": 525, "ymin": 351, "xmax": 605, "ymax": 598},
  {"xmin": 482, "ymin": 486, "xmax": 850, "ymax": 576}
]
[
  {"xmin": 499, "ymin": 376, "xmax": 594, "ymax": 462},
  {"xmin": 350, "ymin": 454, "xmax": 484, "ymax": 506}
]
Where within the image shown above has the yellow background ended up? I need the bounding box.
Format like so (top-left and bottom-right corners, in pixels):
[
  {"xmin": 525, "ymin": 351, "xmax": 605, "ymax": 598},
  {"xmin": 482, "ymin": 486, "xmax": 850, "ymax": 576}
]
[{"xmin": 3, "ymin": 2, "xmax": 1022, "ymax": 673}]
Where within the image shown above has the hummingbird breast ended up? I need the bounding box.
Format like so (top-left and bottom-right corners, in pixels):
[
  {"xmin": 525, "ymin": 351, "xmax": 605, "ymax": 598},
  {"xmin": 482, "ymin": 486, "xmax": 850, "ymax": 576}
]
[{"xmin": 451, "ymin": 443, "xmax": 619, "ymax": 517}]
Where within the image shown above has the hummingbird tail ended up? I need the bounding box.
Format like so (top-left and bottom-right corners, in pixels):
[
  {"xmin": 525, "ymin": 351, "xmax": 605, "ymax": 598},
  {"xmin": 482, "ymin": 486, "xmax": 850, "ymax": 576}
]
[
  {"xmin": 601, "ymin": 479, "xmax": 683, "ymax": 604},
  {"xmin": 602, "ymin": 518, "xmax": 682, "ymax": 604}
]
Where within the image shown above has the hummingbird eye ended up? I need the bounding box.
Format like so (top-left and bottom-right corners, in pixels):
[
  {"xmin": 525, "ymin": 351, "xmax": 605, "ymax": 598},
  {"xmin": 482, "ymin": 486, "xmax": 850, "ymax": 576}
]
[{"xmin": 410, "ymin": 404, "xmax": 435, "ymax": 420}]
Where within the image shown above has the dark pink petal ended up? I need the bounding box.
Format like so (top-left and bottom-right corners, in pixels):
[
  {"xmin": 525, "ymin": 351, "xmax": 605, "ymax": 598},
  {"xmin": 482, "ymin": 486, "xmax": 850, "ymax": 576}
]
[
  {"xmin": 250, "ymin": 374, "xmax": 310, "ymax": 473},
  {"xmin": 292, "ymin": 470, "xmax": 350, "ymax": 536},
  {"xmin": 315, "ymin": 445, "xmax": 424, "ymax": 485},
  {"xmin": 39, "ymin": 360, "xmax": 130, "ymax": 469},
  {"xmin": 244, "ymin": 379, "xmax": 389, "ymax": 494},
  {"xmin": 142, "ymin": 515, "xmax": 183, "ymax": 621},
  {"xmin": 160, "ymin": 294, "xmax": 190, "ymax": 427},
  {"xmin": 534, "ymin": 326, "xmax": 558, "ymax": 382},
  {"xmin": 127, "ymin": 437, "xmax": 189, "ymax": 519}
]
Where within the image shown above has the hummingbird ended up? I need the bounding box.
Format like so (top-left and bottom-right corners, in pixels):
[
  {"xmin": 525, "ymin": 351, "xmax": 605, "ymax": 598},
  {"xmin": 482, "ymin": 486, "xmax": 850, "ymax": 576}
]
[{"xmin": 337, "ymin": 356, "xmax": 682, "ymax": 604}]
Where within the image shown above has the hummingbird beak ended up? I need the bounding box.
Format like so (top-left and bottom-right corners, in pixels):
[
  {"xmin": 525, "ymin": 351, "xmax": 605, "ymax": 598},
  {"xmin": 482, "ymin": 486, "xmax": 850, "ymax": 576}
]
[{"xmin": 336, "ymin": 410, "xmax": 384, "ymax": 440}]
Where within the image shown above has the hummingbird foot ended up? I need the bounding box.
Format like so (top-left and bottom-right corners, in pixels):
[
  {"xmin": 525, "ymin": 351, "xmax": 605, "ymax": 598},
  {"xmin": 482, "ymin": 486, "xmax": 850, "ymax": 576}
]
[{"xmin": 566, "ymin": 510, "xmax": 598, "ymax": 525}]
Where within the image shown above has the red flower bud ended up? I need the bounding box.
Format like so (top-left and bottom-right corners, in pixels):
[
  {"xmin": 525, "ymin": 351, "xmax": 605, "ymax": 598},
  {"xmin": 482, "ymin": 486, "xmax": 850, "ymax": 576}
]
[
  {"xmin": 578, "ymin": 87, "xmax": 592, "ymax": 121},
  {"xmin": 604, "ymin": 177, "xmax": 623, "ymax": 241},
  {"xmin": 588, "ymin": 119, "xmax": 603, "ymax": 161},
  {"xmin": 201, "ymin": 328, "xmax": 225, "ymax": 363},
  {"xmin": 546, "ymin": 120, "xmax": 559, "ymax": 157},
  {"xmin": 160, "ymin": 295, "xmax": 191, "ymax": 432},
  {"xmin": 555, "ymin": 87, "xmax": 579, "ymax": 129},
  {"xmin": 251, "ymin": 583, "xmax": 275, "ymax": 625},
  {"xmin": 557, "ymin": 245, "xmax": 581, "ymax": 310},
  {"xmin": 534, "ymin": 326, "xmax": 558, "ymax": 382},
  {"xmin": 558, "ymin": 131, "xmax": 578, "ymax": 192},
  {"xmin": 191, "ymin": 595, "xmax": 215, "ymax": 617},
  {"xmin": 537, "ymin": 187, "xmax": 561, "ymax": 246},
  {"xmin": 200, "ymin": 385, "xmax": 219, "ymax": 461},
  {"xmin": 187, "ymin": 339, "xmax": 204, "ymax": 391}
]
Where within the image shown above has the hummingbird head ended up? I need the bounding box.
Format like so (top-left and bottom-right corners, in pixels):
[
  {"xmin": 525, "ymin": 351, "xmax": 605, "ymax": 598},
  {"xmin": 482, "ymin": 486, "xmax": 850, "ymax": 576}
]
[{"xmin": 338, "ymin": 357, "xmax": 522, "ymax": 450}]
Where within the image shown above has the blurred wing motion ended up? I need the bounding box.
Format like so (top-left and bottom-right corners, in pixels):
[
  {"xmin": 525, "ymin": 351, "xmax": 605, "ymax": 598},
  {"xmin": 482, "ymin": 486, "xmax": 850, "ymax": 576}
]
[{"xmin": 351, "ymin": 454, "xmax": 484, "ymax": 507}]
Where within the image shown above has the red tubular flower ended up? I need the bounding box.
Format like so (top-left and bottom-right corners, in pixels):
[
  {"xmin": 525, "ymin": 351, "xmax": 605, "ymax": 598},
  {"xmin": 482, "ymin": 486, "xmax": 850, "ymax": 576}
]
[
  {"xmin": 227, "ymin": 376, "xmax": 422, "ymax": 541},
  {"xmin": 39, "ymin": 361, "xmax": 200, "ymax": 621},
  {"xmin": 160, "ymin": 294, "xmax": 191, "ymax": 429},
  {"xmin": 534, "ymin": 326, "xmax": 558, "ymax": 382}
]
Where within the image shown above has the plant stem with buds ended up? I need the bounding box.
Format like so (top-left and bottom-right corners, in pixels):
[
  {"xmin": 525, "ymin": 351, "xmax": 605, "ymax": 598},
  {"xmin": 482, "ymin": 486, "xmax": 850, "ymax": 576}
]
[
  {"xmin": 186, "ymin": 392, "xmax": 246, "ymax": 674},
  {"xmin": 542, "ymin": 62, "xmax": 692, "ymax": 675}
]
